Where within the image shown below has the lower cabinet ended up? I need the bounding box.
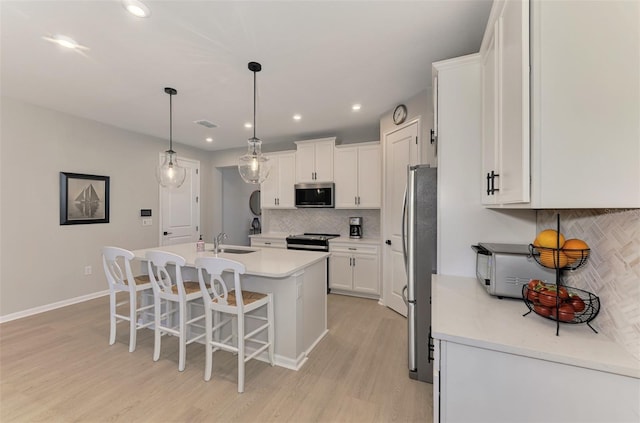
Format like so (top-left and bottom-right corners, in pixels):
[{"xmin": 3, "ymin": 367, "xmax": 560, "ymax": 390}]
[
  {"xmin": 250, "ymin": 236, "xmax": 286, "ymax": 249},
  {"xmin": 329, "ymin": 242, "xmax": 379, "ymax": 298},
  {"xmin": 433, "ymin": 339, "xmax": 639, "ymax": 423}
]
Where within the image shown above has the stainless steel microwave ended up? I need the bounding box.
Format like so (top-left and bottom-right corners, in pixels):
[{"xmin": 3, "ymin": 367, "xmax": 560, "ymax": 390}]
[{"xmin": 295, "ymin": 182, "xmax": 335, "ymax": 208}]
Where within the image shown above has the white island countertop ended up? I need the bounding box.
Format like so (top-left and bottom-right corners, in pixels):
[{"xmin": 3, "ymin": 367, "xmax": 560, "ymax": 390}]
[
  {"xmin": 132, "ymin": 243, "xmax": 329, "ymax": 278},
  {"xmin": 432, "ymin": 274, "xmax": 640, "ymax": 379}
]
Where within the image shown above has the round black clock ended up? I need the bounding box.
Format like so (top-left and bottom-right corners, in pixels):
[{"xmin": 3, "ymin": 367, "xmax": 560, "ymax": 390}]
[{"xmin": 393, "ymin": 104, "xmax": 407, "ymax": 125}]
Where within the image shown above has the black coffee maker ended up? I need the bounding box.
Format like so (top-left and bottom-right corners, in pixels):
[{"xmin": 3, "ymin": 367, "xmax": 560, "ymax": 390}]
[{"xmin": 349, "ymin": 217, "xmax": 363, "ymax": 239}]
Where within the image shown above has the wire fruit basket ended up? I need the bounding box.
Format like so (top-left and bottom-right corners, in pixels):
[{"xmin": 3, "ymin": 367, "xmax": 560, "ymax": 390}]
[
  {"xmin": 522, "ymin": 283, "xmax": 600, "ymax": 330},
  {"xmin": 522, "ymin": 214, "xmax": 599, "ymax": 335},
  {"xmin": 528, "ymin": 245, "xmax": 590, "ymax": 271}
]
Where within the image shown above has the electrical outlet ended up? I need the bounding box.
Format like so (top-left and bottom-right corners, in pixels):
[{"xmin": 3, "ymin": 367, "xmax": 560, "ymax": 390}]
[
  {"xmin": 142, "ymin": 218, "xmax": 152, "ymax": 226},
  {"xmin": 84, "ymin": 265, "xmax": 92, "ymax": 275}
]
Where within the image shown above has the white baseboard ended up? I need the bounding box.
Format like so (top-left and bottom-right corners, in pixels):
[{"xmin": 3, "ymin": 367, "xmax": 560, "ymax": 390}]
[{"xmin": 0, "ymin": 290, "xmax": 110, "ymax": 324}]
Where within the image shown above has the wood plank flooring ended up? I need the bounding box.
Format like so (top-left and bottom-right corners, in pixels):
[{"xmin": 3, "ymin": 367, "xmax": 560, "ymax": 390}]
[{"xmin": 0, "ymin": 293, "xmax": 432, "ymax": 422}]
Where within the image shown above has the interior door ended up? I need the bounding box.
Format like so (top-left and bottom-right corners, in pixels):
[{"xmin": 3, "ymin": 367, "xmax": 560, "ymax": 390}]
[
  {"xmin": 383, "ymin": 121, "xmax": 419, "ymax": 316},
  {"xmin": 159, "ymin": 157, "xmax": 200, "ymax": 246}
]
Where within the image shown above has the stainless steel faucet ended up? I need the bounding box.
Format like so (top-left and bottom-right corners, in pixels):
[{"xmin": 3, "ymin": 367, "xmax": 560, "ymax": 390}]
[{"xmin": 213, "ymin": 232, "xmax": 228, "ymax": 254}]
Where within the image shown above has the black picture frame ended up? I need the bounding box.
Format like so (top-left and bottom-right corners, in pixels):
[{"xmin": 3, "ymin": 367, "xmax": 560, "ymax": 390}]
[{"xmin": 60, "ymin": 172, "xmax": 110, "ymax": 225}]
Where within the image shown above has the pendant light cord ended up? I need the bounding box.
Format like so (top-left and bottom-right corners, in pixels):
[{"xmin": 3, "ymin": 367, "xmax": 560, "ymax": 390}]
[
  {"xmin": 169, "ymin": 92, "xmax": 173, "ymax": 152},
  {"xmin": 252, "ymin": 69, "xmax": 257, "ymax": 142}
]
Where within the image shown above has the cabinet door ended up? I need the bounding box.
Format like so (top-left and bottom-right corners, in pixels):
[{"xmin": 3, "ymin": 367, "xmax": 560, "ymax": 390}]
[
  {"xmin": 313, "ymin": 141, "xmax": 334, "ymax": 182},
  {"xmin": 295, "ymin": 143, "xmax": 316, "ymax": 183},
  {"xmin": 357, "ymin": 145, "xmax": 381, "ymax": 208},
  {"xmin": 261, "ymin": 156, "xmax": 279, "ymax": 208},
  {"xmin": 481, "ymin": 25, "xmax": 498, "ymax": 205},
  {"xmin": 334, "ymin": 147, "xmax": 358, "ymax": 208},
  {"xmin": 495, "ymin": 0, "xmax": 530, "ymax": 204},
  {"xmin": 329, "ymin": 253, "xmax": 353, "ymax": 291},
  {"xmin": 352, "ymin": 253, "xmax": 379, "ymax": 295},
  {"xmin": 277, "ymin": 153, "xmax": 296, "ymax": 208}
]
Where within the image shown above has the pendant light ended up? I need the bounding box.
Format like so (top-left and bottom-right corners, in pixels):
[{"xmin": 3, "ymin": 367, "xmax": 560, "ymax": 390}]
[
  {"xmin": 238, "ymin": 62, "xmax": 270, "ymax": 184},
  {"xmin": 156, "ymin": 87, "xmax": 186, "ymax": 188}
]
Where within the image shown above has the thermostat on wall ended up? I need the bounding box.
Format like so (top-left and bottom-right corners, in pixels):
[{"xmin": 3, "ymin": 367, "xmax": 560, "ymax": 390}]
[{"xmin": 140, "ymin": 209, "xmax": 152, "ymax": 217}]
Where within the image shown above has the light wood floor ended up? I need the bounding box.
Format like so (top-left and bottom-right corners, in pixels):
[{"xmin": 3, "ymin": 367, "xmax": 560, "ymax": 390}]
[{"xmin": 0, "ymin": 293, "xmax": 432, "ymax": 422}]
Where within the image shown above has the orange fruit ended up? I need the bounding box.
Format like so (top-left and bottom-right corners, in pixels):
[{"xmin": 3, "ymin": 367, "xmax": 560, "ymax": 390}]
[
  {"xmin": 533, "ymin": 229, "xmax": 565, "ymax": 249},
  {"xmin": 539, "ymin": 250, "xmax": 569, "ymax": 268},
  {"xmin": 563, "ymin": 238, "xmax": 589, "ymax": 261}
]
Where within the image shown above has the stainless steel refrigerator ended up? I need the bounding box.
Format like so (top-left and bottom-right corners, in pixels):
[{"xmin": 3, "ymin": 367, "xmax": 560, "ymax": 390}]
[{"xmin": 403, "ymin": 165, "xmax": 437, "ymax": 383}]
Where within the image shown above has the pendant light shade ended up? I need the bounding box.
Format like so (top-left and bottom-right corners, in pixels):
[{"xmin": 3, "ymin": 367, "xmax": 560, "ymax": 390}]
[
  {"xmin": 156, "ymin": 87, "xmax": 186, "ymax": 188},
  {"xmin": 238, "ymin": 62, "xmax": 270, "ymax": 184}
]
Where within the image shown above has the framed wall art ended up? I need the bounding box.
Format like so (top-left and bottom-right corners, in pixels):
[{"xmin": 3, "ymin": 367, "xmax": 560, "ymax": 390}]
[{"xmin": 60, "ymin": 172, "xmax": 110, "ymax": 225}]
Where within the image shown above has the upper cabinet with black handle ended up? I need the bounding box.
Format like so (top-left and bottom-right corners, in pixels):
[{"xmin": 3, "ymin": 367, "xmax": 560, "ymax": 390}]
[{"xmin": 480, "ymin": 0, "xmax": 640, "ymax": 208}]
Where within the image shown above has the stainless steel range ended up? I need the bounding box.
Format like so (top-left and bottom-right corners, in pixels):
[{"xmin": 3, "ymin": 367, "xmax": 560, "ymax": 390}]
[
  {"xmin": 286, "ymin": 233, "xmax": 339, "ymax": 293},
  {"xmin": 285, "ymin": 233, "xmax": 340, "ymax": 252}
]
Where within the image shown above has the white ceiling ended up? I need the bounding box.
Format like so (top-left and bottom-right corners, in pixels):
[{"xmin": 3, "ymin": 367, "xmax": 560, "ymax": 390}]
[{"xmin": 0, "ymin": 1, "xmax": 492, "ymax": 152}]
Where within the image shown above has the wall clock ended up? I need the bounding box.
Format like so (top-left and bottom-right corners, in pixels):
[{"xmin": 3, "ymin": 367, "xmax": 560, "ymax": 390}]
[{"xmin": 393, "ymin": 104, "xmax": 407, "ymax": 125}]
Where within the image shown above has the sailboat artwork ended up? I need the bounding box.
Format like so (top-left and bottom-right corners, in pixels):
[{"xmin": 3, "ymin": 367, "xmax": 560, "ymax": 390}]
[
  {"xmin": 74, "ymin": 183, "xmax": 101, "ymax": 218},
  {"xmin": 60, "ymin": 172, "xmax": 110, "ymax": 225}
]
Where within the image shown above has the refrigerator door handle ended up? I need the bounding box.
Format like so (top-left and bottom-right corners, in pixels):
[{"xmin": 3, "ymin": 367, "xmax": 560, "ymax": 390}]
[
  {"xmin": 401, "ymin": 185, "xmax": 408, "ymax": 270},
  {"xmin": 401, "ymin": 284, "xmax": 409, "ymax": 306}
]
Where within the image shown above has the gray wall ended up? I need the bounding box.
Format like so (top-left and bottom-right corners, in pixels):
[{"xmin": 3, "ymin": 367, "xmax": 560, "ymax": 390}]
[
  {"xmin": 0, "ymin": 98, "xmax": 214, "ymax": 317},
  {"xmin": 221, "ymin": 166, "xmax": 257, "ymax": 246}
]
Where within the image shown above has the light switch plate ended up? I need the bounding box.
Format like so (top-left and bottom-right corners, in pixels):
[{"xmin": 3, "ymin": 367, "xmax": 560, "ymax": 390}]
[{"xmin": 142, "ymin": 218, "xmax": 152, "ymax": 226}]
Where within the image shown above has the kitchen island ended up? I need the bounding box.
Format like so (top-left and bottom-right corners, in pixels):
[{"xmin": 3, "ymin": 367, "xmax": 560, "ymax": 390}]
[
  {"xmin": 132, "ymin": 243, "xmax": 329, "ymax": 370},
  {"xmin": 432, "ymin": 274, "xmax": 640, "ymax": 423}
]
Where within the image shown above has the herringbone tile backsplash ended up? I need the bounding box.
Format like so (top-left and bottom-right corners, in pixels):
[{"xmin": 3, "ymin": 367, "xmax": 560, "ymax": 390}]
[
  {"xmin": 537, "ymin": 209, "xmax": 640, "ymax": 360},
  {"xmin": 264, "ymin": 209, "xmax": 381, "ymax": 238}
]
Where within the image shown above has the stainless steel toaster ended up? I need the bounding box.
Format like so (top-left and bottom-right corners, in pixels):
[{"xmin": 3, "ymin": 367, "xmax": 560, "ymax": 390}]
[{"xmin": 472, "ymin": 243, "xmax": 556, "ymax": 299}]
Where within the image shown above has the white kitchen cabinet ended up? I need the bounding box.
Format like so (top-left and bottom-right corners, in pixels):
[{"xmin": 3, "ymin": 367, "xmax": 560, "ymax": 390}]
[
  {"xmin": 334, "ymin": 142, "xmax": 381, "ymax": 208},
  {"xmin": 295, "ymin": 137, "xmax": 335, "ymax": 183},
  {"xmin": 479, "ymin": 0, "xmax": 640, "ymax": 208},
  {"xmin": 260, "ymin": 151, "xmax": 295, "ymax": 209},
  {"xmin": 435, "ymin": 339, "xmax": 639, "ymax": 423},
  {"xmin": 250, "ymin": 235, "xmax": 287, "ymax": 249},
  {"xmin": 481, "ymin": 0, "xmax": 530, "ymax": 205},
  {"xmin": 432, "ymin": 275, "xmax": 640, "ymax": 423},
  {"xmin": 329, "ymin": 242, "xmax": 379, "ymax": 298},
  {"xmin": 529, "ymin": 0, "xmax": 640, "ymax": 208}
]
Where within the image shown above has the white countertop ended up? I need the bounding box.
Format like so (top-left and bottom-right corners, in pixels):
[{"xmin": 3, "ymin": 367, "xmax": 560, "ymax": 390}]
[
  {"xmin": 132, "ymin": 243, "xmax": 329, "ymax": 278},
  {"xmin": 432, "ymin": 274, "xmax": 640, "ymax": 379}
]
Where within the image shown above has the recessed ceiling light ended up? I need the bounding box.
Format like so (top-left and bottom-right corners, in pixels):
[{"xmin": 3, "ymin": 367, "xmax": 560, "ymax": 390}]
[
  {"xmin": 352, "ymin": 104, "xmax": 361, "ymax": 111},
  {"xmin": 42, "ymin": 34, "xmax": 87, "ymax": 50},
  {"xmin": 122, "ymin": 0, "xmax": 151, "ymax": 18},
  {"xmin": 206, "ymin": 137, "xmax": 213, "ymax": 143},
  {"xmin": 293, "ymin": 114, "xmax": 302, "ymax": 121},
  {"xmin": 244, "ymin": 122, "xmax": 253, "ymax": 129}
]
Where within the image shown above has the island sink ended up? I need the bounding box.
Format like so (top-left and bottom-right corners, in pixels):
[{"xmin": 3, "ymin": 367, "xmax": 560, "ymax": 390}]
[{"xmin": 215, "ymin": 248, "xmax": 256, "ymax": 254}]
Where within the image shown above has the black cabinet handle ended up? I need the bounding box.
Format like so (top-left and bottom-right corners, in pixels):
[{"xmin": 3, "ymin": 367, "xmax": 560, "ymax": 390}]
[
  {"xmin": 428, "ymin": 327, "xmax": 435, "ymax": 363},
  {"xmin": 163, "ymin": 231, "xmax": 172, "ymax": 236},
  {"xmin": 486, "ymin": 172, "xmax": 492, "ymax": 195},
  {"xmin": 385, "ymin": 240, "xmax": 392, "ymax": 245}
]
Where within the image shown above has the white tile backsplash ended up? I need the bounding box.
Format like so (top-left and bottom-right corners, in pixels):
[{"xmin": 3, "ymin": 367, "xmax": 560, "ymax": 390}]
[
  {"xmin": 537, "ymin": 209, "xmax": 640, "ymax": 360},
  {"xmin": 263, "ymin": 208, "xmax": 380, "ymax": 238}
]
